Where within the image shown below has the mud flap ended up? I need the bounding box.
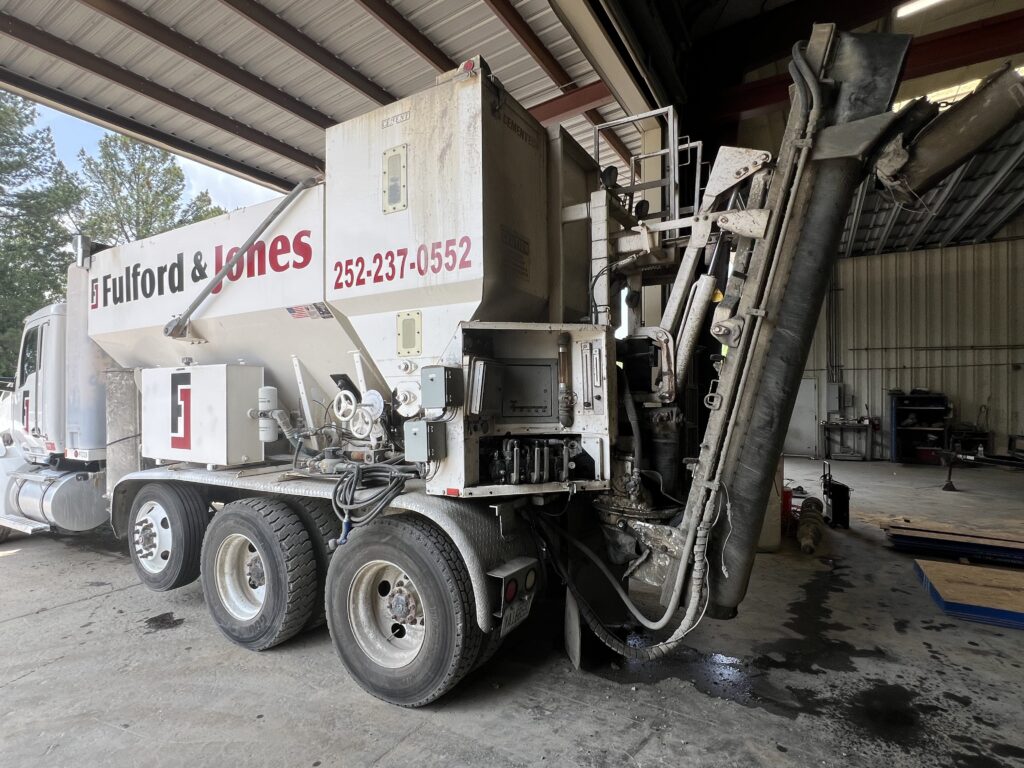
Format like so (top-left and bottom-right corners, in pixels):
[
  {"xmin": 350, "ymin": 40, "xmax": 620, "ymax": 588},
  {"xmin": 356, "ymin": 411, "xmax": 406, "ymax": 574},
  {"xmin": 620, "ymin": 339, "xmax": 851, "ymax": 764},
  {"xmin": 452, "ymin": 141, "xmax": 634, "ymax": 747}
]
[{"xmin": 564, "ymin": 587, "xmax": 582, "ymax": 670}]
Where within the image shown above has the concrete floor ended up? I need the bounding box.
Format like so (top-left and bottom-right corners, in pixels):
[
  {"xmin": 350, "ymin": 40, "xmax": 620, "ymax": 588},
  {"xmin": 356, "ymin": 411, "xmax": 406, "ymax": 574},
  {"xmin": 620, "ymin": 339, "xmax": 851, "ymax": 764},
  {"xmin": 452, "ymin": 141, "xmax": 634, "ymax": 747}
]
[{"xmin": 1, "ymin": 459, "xmax": 1022, "ymax": 767}]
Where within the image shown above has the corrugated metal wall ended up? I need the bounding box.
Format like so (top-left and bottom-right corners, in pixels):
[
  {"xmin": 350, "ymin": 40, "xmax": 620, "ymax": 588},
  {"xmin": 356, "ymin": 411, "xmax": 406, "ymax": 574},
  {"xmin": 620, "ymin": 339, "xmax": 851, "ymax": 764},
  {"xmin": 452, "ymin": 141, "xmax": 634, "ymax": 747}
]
[{"xmin": 802, "ymin": 217, "xmax": 1024, "ymax": 460}]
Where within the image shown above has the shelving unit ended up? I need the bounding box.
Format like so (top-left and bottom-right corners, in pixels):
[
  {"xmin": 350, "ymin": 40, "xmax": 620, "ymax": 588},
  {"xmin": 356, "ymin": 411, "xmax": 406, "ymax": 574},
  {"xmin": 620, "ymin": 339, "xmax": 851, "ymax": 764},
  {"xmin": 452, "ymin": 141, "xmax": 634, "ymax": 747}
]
[{"xmin": 889, "ymin": 392, "xmax": 951, "ymax": 464}]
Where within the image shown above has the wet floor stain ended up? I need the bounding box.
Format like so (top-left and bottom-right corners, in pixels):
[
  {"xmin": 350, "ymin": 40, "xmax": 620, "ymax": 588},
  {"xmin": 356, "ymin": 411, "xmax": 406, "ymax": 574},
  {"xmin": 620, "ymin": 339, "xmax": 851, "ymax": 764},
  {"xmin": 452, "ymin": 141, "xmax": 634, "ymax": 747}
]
[
  {"xmin": 843, "ymin": 682, "xmax": 932, "ymax": 748},
  {"xmin": 60, "ymin": 530, "xmax": 128, "ymax": 557},
  {"xmin": 142, "ymin": 612, "xmax": 184, "ymax": 633},
  {"xmin": 588, "ymin": 552, "xmax": 1024, "ymax": 765}
]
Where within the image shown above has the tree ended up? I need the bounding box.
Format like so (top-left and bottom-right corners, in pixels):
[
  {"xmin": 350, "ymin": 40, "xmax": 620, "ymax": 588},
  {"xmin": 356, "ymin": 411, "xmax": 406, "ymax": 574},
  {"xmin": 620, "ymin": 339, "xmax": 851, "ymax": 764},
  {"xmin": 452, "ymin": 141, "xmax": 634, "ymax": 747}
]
[
  {"xmin": 76, "ymin": 134, "xmax": 225, "ymax": 243},
  {"xmin": 0, "ymin": 93, "xmax": 82, "ymax": 375}
]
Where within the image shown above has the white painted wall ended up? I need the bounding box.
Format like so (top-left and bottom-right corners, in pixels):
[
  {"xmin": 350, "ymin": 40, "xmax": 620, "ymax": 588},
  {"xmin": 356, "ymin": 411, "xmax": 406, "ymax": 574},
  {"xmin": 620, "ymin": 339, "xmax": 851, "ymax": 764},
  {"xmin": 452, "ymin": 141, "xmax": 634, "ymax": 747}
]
[{"xmin": 801, "ymin": 216, "xmax": 1024, "ymax": 459}]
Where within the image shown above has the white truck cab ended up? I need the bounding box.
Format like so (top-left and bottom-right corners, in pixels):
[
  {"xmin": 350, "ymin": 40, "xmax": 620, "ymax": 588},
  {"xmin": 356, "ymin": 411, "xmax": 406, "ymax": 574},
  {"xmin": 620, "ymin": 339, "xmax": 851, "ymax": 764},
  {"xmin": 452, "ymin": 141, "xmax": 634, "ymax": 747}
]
[{"xmin": 12, "ymin": 303, "xmax": 66, "ymax": 464}]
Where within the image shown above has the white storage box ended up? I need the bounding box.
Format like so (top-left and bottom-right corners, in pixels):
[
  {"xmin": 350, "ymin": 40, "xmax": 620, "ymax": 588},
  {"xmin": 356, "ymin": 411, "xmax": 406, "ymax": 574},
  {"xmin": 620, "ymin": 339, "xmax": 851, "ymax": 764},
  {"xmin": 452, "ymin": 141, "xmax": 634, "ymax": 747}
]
[{"xmin": 141, "ymin": 364, "xmax": 264, "ymax": 466}]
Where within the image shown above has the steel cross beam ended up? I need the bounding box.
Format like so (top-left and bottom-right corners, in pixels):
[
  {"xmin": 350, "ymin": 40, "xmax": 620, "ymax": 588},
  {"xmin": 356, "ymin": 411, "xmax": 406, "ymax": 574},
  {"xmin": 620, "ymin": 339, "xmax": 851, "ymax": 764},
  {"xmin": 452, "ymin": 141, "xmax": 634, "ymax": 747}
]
[
  {"xmin": 0, "ymin": 12, "xmax": 323, "ymax": 171},
  {"xmin": 72, "ymin": 0, "xmax": 334, "ymax": 129},
  {"xmin": 843, "ymin": 179, "xmax": 869, "ymax": 256},
  {"xmin": 941, "ymin": 140, "xmax": 1024, "ymax": 246},
  {"xmin": 351, "ymin": 0, "xmax": 454, "ymax": 73},
  {"xmin": 480, "ymin": 0, "xmax": 632, "ymax": 166},
  {"xmin": 978, "ymin": 182, "xmax": 1024, "ymax": 242},
  {"xmin": 214, "ymin": 0, "xmax": 396, "ymax": 106},
  {"xmin": 351, "ymin": 0, "xmax": 616, "ymax": 128},
  {"xmin": 906, "ymin": 162, "xmax": 969, "ymax": 250},
  {"xmin": 874, "ymin": 201, "xmax": 902, "ymax": 255},
  {"xmin": 715, "ymin": 8, "xmax": 1024, "ymax": 122},
  {"xmin": 0, "ymin": 66, "xmax": 293, "ymax": 190},
  {"xmin": 529, "ymin": 80, "xmax": 614, "ymax": 126}
]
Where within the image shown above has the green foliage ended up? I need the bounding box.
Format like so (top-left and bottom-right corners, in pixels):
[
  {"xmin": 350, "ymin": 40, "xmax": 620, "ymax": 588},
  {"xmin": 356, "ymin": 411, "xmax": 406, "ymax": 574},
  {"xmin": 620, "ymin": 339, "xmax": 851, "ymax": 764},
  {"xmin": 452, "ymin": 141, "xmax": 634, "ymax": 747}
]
[
  {"xmin": 0, "ymin": 103, "xmax": 227, "ymax": 375},
  {"xmin": 0, "ymin": 93, "xmax": 81, "ymax": 376},
  {"xmin": 76, "ymin": 134, "xmax": 225, "ymax": 243}
]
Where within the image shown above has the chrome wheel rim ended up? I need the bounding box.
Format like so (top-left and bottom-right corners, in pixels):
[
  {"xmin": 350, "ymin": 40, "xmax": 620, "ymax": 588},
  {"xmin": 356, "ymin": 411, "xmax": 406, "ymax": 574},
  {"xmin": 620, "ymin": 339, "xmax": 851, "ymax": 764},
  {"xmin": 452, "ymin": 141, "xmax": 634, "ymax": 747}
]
[
  {"xmin": 214, "ymin": 533, "xmax": 267, "ymax": 621},
  {"xmin": 132, "ymin": 501, "xmax": 173, "ymax": 574},
  {"xmin": 347, "ymin": 560, "xmax": 426, "ymax": 668}
]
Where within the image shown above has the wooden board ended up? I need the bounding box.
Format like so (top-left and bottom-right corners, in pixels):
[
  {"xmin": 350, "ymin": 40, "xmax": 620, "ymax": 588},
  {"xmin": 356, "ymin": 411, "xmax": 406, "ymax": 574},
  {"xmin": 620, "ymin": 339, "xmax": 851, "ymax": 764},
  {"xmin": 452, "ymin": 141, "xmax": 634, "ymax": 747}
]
[
  {"xmin": 882, "ymin": 520, "xmax": 1024, "ymax": 567},
  {"xmin": 914, "ymin": 560, "xmax": 1024, "ymax": 629},
  {"xmin": 887, "ymin": 529, "xmax": 1024, "ymax": 551},
  {"xmin": 883, "ymin": 520, "xmax": 1024, "ymax": 546}
]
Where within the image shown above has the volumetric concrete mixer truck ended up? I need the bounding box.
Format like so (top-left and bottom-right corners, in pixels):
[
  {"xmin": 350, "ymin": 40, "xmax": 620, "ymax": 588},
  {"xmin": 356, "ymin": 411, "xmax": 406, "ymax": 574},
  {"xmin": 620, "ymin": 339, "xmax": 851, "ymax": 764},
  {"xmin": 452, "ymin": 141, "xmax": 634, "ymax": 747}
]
[{"xmin": 3, "ymin": 26, "xmax": 1021, "ymax": 706}]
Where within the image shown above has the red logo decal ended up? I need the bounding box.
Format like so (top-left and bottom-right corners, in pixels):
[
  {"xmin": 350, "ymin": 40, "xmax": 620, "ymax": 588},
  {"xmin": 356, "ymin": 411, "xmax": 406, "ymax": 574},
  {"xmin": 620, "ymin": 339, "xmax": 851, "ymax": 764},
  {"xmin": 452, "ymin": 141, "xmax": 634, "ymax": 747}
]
[{"xmin": 170, "ymin": 372, "xmax": 192, "ymax": 450}]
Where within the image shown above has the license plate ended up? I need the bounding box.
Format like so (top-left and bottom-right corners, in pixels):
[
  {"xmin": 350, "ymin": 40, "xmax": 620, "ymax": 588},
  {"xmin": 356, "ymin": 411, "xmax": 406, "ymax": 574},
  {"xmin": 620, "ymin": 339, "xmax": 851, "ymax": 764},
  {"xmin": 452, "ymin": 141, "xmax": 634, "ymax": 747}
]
[{"xmin": 500, "ymin": 595, "xmax": 533, "ymax": 636}]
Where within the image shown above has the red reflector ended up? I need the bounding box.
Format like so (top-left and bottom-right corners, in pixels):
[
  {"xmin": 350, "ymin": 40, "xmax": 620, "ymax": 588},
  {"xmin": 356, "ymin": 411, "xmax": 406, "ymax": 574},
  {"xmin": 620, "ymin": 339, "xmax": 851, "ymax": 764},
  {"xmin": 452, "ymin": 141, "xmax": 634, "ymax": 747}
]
[
  {"xmin": 462, "ymin": 60, "xmax": 475, "ymax": 72},
  {"xmin": 45, "ymin": 441, "xmax": 56, "ymax": 452},
  {"xmin": 445, "ymin": 488, "xmax": 461, "ymax": 497},
  {"xmin": 504, "ymin": 579, "xmax": 518, "ymax": 604}
]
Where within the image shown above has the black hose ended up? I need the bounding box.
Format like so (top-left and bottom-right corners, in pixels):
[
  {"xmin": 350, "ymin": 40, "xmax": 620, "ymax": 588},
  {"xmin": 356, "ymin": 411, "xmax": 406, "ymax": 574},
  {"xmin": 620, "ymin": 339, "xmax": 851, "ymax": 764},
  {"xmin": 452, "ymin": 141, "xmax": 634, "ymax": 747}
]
[
  {"xmin": 790, "ymin": 41, "xmax": 821, "ymax": 135},
  {"xmin": 534, "ymin": 518, "xmax": 699, "ymax": 661},
  {"xmin": 331, "ymin": 459, "xmax": 419, "ymax": 528}
]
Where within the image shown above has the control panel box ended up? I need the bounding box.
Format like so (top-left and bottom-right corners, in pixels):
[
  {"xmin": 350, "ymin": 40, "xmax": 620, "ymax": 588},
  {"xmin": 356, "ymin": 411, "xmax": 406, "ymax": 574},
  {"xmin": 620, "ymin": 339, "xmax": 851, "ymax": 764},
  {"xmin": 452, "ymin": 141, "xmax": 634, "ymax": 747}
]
[
  {"xmin": 404, "ymin": 420, "xmax": 447, "ymax": 462},
  {"xmin": 141, "ymin": 364, "xmax": 264, "ymax": 466},
  {"xmin": 421, "ymin": 366, "xmax": 463, "ymax": 409}
]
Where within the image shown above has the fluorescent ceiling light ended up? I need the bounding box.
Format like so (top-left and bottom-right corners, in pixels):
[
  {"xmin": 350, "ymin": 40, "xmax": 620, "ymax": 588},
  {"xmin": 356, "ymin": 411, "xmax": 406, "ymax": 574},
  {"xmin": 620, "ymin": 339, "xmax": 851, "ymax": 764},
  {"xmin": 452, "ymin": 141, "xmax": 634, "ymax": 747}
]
[{"xmin": 896, "ymin": 0, "xmax": 951, "ymax": 18}]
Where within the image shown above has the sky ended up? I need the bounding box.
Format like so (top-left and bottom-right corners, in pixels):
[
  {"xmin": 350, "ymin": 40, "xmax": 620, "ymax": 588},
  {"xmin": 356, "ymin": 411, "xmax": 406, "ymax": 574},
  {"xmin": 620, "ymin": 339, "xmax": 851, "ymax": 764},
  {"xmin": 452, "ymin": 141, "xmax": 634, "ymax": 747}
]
[{"xmin": 32, "ymin": 104, "xmax": 281, "ymax": 212}]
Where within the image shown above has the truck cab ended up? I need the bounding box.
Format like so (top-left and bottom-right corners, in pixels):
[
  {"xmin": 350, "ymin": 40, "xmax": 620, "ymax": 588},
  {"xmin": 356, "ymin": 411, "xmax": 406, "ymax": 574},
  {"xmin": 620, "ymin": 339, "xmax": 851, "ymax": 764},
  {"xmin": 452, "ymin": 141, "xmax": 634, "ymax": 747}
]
[
  {"xmin": 0, "ymin": 275, "xmax": 110, "ymax": 538},
  {"xmin": 11, "ymin": 303, "xmax": 66, "ymax": 465}
]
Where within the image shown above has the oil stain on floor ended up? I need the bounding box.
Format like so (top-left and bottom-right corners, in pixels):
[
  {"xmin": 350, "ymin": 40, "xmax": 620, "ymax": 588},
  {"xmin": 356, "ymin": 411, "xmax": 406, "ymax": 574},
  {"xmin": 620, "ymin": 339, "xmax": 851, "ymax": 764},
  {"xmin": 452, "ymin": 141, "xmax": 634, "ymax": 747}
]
[{"xmin": 143, "ymin": 612, "xmax": 184, "ymax": 633}]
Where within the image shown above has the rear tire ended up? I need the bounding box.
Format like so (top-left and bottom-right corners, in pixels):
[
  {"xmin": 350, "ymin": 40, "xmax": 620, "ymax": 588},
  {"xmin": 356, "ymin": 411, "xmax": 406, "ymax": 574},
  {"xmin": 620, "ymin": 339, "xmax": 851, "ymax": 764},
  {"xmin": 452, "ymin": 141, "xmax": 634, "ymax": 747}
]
[
  {"xmin": 129, "ymin": 482, "xmax": 208, "ymax": 592},
  {"xmin": 200, "ymin": 497, "xmax": 316, "ymax": 650},
  {"xmin": 325, "ymin": 514, "xmax": 483, "ymax": 707},
  {"xmin": 279, "ymin": 496, "xmax": 341, "ymax": 629}
]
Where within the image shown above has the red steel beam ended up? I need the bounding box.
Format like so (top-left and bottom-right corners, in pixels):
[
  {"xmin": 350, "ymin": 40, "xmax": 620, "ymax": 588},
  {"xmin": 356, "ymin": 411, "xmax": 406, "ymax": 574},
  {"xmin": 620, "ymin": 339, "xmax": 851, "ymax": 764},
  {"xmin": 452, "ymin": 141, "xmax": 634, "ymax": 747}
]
[
  {"xmin": 351, "ymin": 0, "xmax": 455, "ymax": 72},
  {"xmin": 529, "ymin": 80, "xmax": 614, "ymax": 126},
  {"xmin": 481, "ymin": 0, "xmax": 631, "ymax": 165},
  {"xmin": 0, "ymin": 12, "xmax": 323, "ymax": 170},
  {"xmin": 215, "ymin": 0, "xmax": 395, "ymax": 105},
  {"xmin": 714, "ymin": 8, "xmax": 1024, "ymax": 122},
  {"xmin": 902, "ymin": 7, "xmax": 1024, "ymax": 80},
  {"xmin": 73, "ymin": 0, "xmax": 334, "ymax": 128}
]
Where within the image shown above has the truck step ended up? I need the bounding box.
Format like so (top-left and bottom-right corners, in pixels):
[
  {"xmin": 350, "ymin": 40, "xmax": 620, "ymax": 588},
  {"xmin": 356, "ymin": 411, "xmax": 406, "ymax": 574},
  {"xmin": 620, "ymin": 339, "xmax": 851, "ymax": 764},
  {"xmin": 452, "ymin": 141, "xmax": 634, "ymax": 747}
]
[{"xmin": 0, "ymin": 513, "xmax": 51, "ymax": 534}]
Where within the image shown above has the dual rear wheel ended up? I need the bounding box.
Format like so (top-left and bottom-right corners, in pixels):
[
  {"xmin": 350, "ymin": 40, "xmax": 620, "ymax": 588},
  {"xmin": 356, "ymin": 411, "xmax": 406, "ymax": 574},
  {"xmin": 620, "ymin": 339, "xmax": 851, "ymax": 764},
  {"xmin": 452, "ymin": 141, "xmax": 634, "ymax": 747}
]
[{"xmin": 128, "ymin": 483, "xmax": 490, "ymax": 705}]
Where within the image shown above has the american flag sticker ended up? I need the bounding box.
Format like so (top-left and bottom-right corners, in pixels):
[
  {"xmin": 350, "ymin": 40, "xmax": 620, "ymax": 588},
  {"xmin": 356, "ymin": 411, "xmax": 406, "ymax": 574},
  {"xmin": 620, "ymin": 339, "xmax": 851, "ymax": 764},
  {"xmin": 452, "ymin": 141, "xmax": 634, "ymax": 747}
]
[{"xmin": 286, "ymin": 304, "xmax": 328, "ymax": 319}]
